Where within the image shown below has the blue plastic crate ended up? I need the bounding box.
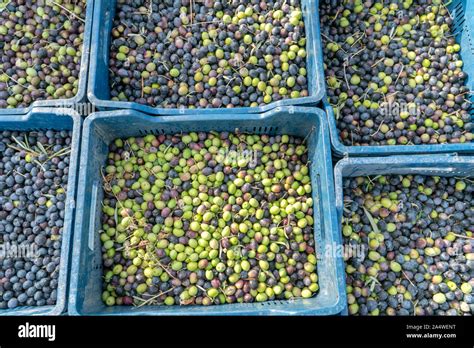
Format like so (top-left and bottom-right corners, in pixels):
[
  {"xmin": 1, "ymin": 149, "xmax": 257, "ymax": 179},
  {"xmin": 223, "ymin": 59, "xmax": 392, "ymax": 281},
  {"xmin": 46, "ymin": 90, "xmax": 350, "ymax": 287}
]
[
  {"xmin": 0, "ymin": 1, "xmax": 94, "ymax": 116},
  {"xmin": 87, "ymin": 0, "xmax": 325, "ymax": 116},
  {"xmin": 68, "ymin": 106, "xmax": 346, "ymax": 316},
  {"xmin": 334, "ymin": 154, "xmax": 474, "ymax": 315},
  {"xmin": 0, "ymin": 108, "xmax": 82, "ymax": 315},
  {"xmin": 323, "ymin": 0, "xmax": 474, "ymax": 157}
]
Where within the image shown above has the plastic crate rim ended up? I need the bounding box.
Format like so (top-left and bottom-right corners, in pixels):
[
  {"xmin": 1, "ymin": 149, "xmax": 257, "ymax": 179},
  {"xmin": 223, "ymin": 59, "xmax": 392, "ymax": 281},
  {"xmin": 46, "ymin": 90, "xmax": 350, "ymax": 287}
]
[{"xmin": 84, "ymin": 105, "xmax": 326, "ymax": 126}]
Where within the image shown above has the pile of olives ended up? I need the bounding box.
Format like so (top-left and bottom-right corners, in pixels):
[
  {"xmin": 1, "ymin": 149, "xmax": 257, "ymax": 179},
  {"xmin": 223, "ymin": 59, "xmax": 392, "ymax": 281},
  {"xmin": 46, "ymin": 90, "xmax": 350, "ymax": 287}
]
[
  {"xmin": 0, "ymin": 130, "xmax": 72, "ymax": 309},
  {"xmin": 109, "ymin": 0, "xmax": 309, "ymax": 109},
  {"xmin": 320, "ymin": 0, "xmax": 473, "ymax": 146},
  {"xmin": 0, "ymin": 0, "xmax": 87, "ymax": 108},
  {"xmin": 99, "ymin": 131, "xmax": 318, "ymax": 306},
  {"xmin": 342, "ymin": 174, "xmax": 473, "ymax": 316}
]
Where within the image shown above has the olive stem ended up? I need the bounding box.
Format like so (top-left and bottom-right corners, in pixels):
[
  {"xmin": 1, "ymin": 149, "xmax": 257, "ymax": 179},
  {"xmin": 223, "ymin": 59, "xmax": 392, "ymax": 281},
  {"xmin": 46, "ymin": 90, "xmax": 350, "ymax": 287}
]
[
  {"xmin": 450, "ymin": 233, "xmax": 474, "ymax": 240},
  {"xmin": 133, "ymin": 287, "xmax": 175, "ymax": 307},
  {"xmin": 1, "ymin": 72, "xmax": 28, "ymax": 89},
  {"xmin": 401, "ymin": 270, "xmax": 415, "ymax": 289},
  {"xmin": 50, "ymin": 0, "xmax": 85, "ymax": 22}
]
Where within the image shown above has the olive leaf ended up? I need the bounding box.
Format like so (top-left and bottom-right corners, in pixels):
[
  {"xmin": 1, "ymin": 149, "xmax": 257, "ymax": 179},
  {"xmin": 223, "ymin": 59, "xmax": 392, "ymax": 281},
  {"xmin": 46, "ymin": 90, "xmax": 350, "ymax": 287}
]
[
  {"xmin": 365, "ymin": 276, "xmax": 380, "ymax": 293},
  {"xmin": 0, "ymin": 1, "xmax": 11, "ymax": 12},
  {"xmin": 363, "ymin": 207, "xmax": 380, "ymax": 234}
]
